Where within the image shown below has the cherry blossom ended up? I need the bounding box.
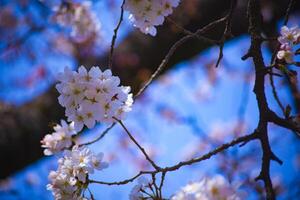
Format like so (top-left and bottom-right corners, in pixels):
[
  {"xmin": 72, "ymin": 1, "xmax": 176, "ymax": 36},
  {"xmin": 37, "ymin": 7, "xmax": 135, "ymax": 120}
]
[
  {"xmin": 52, "ymin": 1, "xmax": 101, "ymax": 42},
  {"xmin": 47, "ymin": 146, "xmax": 108, "ymax": 200},
  {"xmin": 56, "ymin": 66, "xmax": 133, "ymax": 132},
  {"xmin": 124, "ymin": 0, "xmax": 180, "ymax": 36},
  {"xmin": 171, "ymin": 175, "xmax": 242, "ymax": 200},
  {"xmin": 276, "ymin": 25, "xmax": 300, "ymax": 64},
  {"xmin": 41, "ymin": 120, "xmax": 77, "ymax": 155},
  {"xmin": 129, "ymin": 177, "xmax": 150, "ymax": 200},
  {"xmin": 278, "ymin": 26, "xmax": 300, "ymax": 45},
  {"xmin": 277, "ymin": 48, "xmax": 294, "ymax": 64}
]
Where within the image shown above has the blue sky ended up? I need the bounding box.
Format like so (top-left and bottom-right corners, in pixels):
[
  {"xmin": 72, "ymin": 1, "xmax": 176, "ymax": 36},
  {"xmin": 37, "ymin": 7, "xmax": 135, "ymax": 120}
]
[{"xmin": 0, "ymin": 1, "xmax": 299, "ymax": 199}]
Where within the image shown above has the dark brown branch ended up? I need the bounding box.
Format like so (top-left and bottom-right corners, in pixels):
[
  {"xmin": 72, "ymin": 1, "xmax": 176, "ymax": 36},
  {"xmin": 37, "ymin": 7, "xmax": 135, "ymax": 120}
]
[
  {"xmin": 286, "ymin": 74, "xmax": 300, "ymax": 112},
  {"xmin": 269, "ymin": 73, "xmax": 285, "ymax": 116},
  {"xmin": 161, "ymin": 132, "xmax": 257, "ymax": 172},
  {"xmin": 246, "ymin": 0, "xmax": 281, "ymax": 199},
  {"xmin": 78, "ymin": 123, "xmax": 116, "ymax": 147},
  {"xmin": 268, "ymin": 110, "xmax": 300, "ymax": 136},
  {"xmin": 168, "ymin": 0, "xmax": 237, "ymax": 69},
  {"xmin": 215, "ymin": 0, "xmax": 237, "ymax": 68},
  {"xmin": 151, "ymin": 173, "xmax": 159, "ymax": 198},
  {"xmin": 89, "ymin": 132, "xmax": 257, "ymax": 186},
  {"xmin": 158, "ymin": 172, "xmax": 166, "ymax": 199},
  {"xmin": 87, "ymin": 187, "xmax": 95, "ymax": 200},
  {"xmin": 166, "ymin": 17, "xmax": 218, "ymax": 45},
  {"xmin": 134, "ymin": 16, "xmax": 228, "ymax": 98},
  {"xmin": 108, "ymin": 0, "xmax": 126, "ymax": 69},
  {"xmin": 89, "ymin": 171, "xmax": 152, "ymax": 186},
  {"xmin": 114, "ymin": 118, "xmax": 160, "ymax": 170},
  {"xmin": 283, "ymin": 0, "xmax": 295, "ymax": 25}
]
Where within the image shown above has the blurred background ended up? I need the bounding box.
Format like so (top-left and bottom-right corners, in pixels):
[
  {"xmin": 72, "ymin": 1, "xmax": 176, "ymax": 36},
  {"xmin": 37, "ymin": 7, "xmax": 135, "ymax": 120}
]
[{"xmin": 0, "ymin": 0, "xmax": 300, "ymax": 199}]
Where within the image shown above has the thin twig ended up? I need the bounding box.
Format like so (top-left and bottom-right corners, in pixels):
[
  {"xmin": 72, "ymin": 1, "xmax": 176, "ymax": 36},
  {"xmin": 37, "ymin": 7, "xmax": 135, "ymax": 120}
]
[
  {"xmin": 78, "ymin": 123, "xmax": 116, "ymax": 147},
  {"xmin": 89, "ymin": 132, "xmax": 257, "ymax": 186},
  {"xmin": 134, "ymin": 16, "xmax": 228, "ymax": 98},
  {"xmin": 151, "ymin": 173, "xmax": 159, "ymax": 198},
  {"xmin": 283, "ymin": 0, "xmax": 295, "ymax": 26},
  {"xmin": 269, "ymin": 72, "xmax": 285, "ymax": 116},
  {"xmin": 161, "ymin": 132, "xmax": 257, "ymax": 172},
  {"xmin": 167, "ymin": 17, "xmax": 218, "ymax": 45},
  {"xmin": 268, "ymin": 110, "xmax": 300, "ymax": 137},
  {"xmin": 269, "ymin": 0, "xmax": 295, "ymax": 66},
  {"xmin": 215, "ymin": 0, "xmax": 237, "ymax": 67},
  {"xmin": 114, "ymin": 117, "xmax": 160, "ymax": 170},
  {"xmin": 108, "ymin": 0, "xmax": 126, "ymax": 69},
  {"xmin": 89, "ymin": 171, "xmax": 152, "ymax": 185},
  {"xmin": 87, "ymin": 187, "xmax": 95, "ymax": 200},
  {"xmin": 158, "ymin": 172, "xmax": 166, "ymax": 198},
  {"xmin": 266, "ymin": 0, "xmax": 295, "ymax": 119}
]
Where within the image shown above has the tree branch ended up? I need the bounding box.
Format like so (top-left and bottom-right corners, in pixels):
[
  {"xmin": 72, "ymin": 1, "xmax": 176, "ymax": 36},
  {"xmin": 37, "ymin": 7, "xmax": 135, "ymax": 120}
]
[
  {"xmin": 89, "ymin": 171, "xmax": 152, "ymax": 186},
  {"xmin": 78, "ymin": 123, "xmax": 116, "ymax": 147},
  {"xmin": 161, "ymin": 132, "xmax": 257, "ymax": 172},
  {"xmin": 108, "ymin": 0, "xmax": 126, "ymax": 69},
  {"xmin": 89, "ymin": 132, "xmax": 257, "ymax": 186},
  {"xmin": 246, "ymin": 0, "xmax": 282, "ymax": 199},
  {"xmin": 268, "ymin": 110, "xmax": 300, "ymax": 137},
  {"xmin": 114, "ymin": 118, "xmax": 160, "ymax": 170},
  {"xmin": 134, "ymin": 16, "xmax": 228, "ymax": 98}
]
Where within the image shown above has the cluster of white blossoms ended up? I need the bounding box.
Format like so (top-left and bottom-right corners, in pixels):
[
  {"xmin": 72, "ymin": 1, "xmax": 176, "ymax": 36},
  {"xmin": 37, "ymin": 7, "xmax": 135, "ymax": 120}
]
[
  {"xmin": 41, "ymin": 120, "xmax": 77, "ymax": 155},
  {"xmin": 124, "ymin": 0, "xmax": 180, "ymax": 36},
  {"xmin": 47, "ymin": 146, "xmax": 108, "ymax": 200},
  {"xmin": 276, "ymin": 26, "xmax": 300, "ymax": 64},
  {"xmin": 171, "ymin": 175, "xmax": 242, "ymax": 200},
  {"xmin": 47, "ymin": 64, "xmax": 132, "ymax": 198},
  {"xmin": 129, "ymin": 177, "xmax": 151, "ymax": 200},
  {"xmin": 56, "ymin": 66, "xmax": 133, "ymax": 132},
  {"xmin": 52, "ymin": 1, "xmax": 101, "ymax": 42}
]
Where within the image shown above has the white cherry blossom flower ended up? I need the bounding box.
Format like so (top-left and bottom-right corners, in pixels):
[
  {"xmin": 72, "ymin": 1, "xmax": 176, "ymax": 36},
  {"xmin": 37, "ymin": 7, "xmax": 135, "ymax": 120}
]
[
  {"xmin": 52, "ymin": 1, "xmax": 101, "ymax": 42},
  {"xmin": 277, "ymin": 48, "xmax": 294, "ymax": 64},
  {"xmin": 278, "ymin": 26, "xmax": 300, "ymax": 45},
  {"xmin": 91, "ymin": 152, "xmax": 109, "ymax": 171},
  {"xmin": 171, "ymin": 175, "xmax": 242, "ymax": 200},
  {"xmin": 41, "ymin": 120, "xmax": 77, "ymax": 155},
  {"xmin": 56, "ymin": 66, "xmax": 133, "ymax": 132},
  {"xmin": 47, "ymin": 146, "xmax": 108, "ymax": 200},
  {"xmin": 276, "ymin": 26, "xmax": 300, "ymax": 64},
  {"xmin": 125, "ymin": 0, "xmax": 181, "ymax": 36},
  {"xmin": 129, "ymin": 177, "xmax": 150, "ymax": 200}
]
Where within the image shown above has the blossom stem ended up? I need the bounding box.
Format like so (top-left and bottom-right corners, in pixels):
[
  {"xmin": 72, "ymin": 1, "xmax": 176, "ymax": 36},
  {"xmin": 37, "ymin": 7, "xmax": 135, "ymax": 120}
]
[
  {"xmin": 108, "ymin": 0, "xmax": 126, "ymax": 69},
  {"xmin": 114, "ymin": 117, "xmax": 161, "ymax": 170},
  {"xmin": 89, "ymin": 132, "xmax": 257, "ymax": 186},
  {"xmin": 78, "ymin": 123, "xmax": 116, "ymax": 147}
]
